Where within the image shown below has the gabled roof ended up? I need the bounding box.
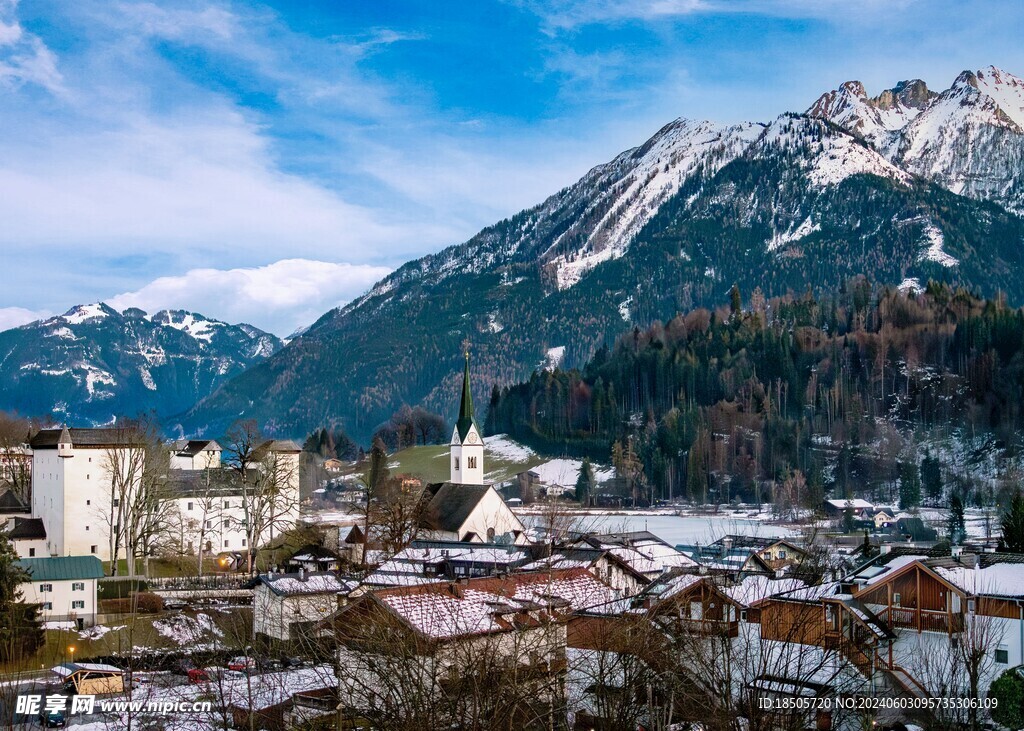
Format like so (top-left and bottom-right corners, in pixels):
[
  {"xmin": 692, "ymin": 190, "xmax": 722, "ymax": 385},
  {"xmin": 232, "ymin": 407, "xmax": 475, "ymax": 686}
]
[
  {"xmin": 257, "ymin": 571, "xmax": 351, "ymax": 597},
  {"xmin": 7, "ymin": 517, "xmax": 45, "ymax": 540},
  {"xmin": 354, "ymin": 568, "xmax": 617, "ymax": 641},
  {"xmin": 0, "ymin": 488, "xmax": 29, "ymax": 513},
  {"xmin": 17, "ymin": 556, "xmax": 103, "ymax": 581},
  {"xmin": 422, "ymin": 483, "xmax": 492, "ymax": 533},
  {"xmin": 171, "ymin": 439, "xmax": 221, "ymax": 456},
  {"xmin": 285, "ymin": 544, "xmax": 340, "ymax": 564},
  {"xmin": 31, "ymin": 428, "xmax": 146, "ymax": 449}
]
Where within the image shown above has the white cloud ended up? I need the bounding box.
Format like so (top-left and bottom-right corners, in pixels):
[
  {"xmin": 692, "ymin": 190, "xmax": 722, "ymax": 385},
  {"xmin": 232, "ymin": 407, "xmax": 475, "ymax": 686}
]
[
  {"xmin": 0, "ymin": 306, "xmax": 51, "ymax": 332},
  {"xmin": 106, "ymin": 258, "xmax": 392, "ymax": 336},
  {"xmin": 0, "ymin": 0, "xmax": 63, "ymax": 93}
]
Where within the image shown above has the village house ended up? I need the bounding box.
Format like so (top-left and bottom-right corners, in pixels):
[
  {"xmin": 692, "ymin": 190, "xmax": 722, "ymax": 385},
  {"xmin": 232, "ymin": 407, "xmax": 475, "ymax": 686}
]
[
  {"xmin": 332, "ymin": 568, "xmax": 617, "ymax": 727},
  {"xmin": 168, "ymin": 439, "xmax": 222, "ymax": 471},
  {"xmin": 6, "ymin": 516, "xmax": 47, "ymax": 558},
  {"xmin": 360, "ymin": 541, "xmax": 534, "ymax": 590},
  {"xmin": 29, "ymin": 427, "xmax": 149, "ymax": 560},
  {"xmin": 574, "ymin": 531, "xmax": 699, "ymax": 580},
  {"xmin": 17, "ymin": 555, "xmax": 104, "ymax": 629},
  {"xmin": 253, "ymin": 570, "xmax": 352, "ymax": 642}
]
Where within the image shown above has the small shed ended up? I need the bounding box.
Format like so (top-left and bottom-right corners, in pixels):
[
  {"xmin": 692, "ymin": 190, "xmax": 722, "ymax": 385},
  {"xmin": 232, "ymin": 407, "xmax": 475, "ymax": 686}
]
[{"xmin": 52, "ymin": 662, "xmax": 124, "ymax": 695}]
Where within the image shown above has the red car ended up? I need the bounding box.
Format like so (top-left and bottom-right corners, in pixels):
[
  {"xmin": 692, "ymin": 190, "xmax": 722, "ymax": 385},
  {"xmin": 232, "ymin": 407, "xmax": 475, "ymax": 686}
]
[
  {"xmin": 187, "ymin": 668, "xmax": 210, "ymax": 684},
  {"xmin": 227, "ymin": 657, "xmax": 256, "ymax": 673}
]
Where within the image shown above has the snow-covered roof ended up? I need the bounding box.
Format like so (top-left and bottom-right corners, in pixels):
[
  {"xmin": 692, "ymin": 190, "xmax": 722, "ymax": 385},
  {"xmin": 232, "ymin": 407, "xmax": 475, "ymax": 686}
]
[
  {"xmin": 826, "ymin": 498, "xmax": 873, "ymax": 510},
  {"xmin": 932, "ymin": 563, "xmax": 1024, "ymax": 598},
  {"xmin": 373, "ymin": 568, "xmax": 616, "ymax": 640},
  {"xmin": 258, "ymin": 572, "xmax": 350, "ymax": 597},
  {"xmin": 723, "ymin": 575, "xmax": 808, "ymax": 608}
]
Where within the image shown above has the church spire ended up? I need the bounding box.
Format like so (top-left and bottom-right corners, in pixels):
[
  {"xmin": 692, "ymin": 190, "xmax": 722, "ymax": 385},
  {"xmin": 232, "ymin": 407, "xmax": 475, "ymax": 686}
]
[{"xmin": 456, "ymin": 350, "xmax": 476, "ymax": 442}]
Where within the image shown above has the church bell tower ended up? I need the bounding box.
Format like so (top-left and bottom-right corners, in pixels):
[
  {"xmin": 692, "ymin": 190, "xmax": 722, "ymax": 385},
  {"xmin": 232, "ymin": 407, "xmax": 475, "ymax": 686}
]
[{"xmin": 450, "ymin": 352, "xmax": 484, "ymax": 485}]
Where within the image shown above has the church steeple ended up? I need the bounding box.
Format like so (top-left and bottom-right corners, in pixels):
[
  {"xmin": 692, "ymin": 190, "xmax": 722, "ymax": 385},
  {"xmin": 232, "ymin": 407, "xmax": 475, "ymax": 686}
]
[
  {"xmin": 456, "ymin": 350, "xmax": 476, "ymax": 442},
  {"xmin": 450, "ymin": 350, "xmax": 484, "ymax": 484}
]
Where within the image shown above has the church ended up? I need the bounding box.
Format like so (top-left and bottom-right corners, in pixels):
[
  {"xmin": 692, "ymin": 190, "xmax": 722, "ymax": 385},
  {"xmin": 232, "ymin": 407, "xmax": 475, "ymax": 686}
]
[{"xmin": 417, "ymin": 354, "xmax": 528, "ymax": 544}]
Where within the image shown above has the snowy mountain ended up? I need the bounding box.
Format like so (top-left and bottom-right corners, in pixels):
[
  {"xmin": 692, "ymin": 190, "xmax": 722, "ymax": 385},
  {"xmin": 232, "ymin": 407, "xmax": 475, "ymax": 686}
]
[
  {"xmin": 809, "ymin": 66, "xmax": 1024, "ymax": 212},
  {"xmin": 0, "ymin": 304, "xmax": 283, "ymax": 426},
  {"xmin": 168, "ymin": 67, "xmax": 1024, "ymax": 440}
]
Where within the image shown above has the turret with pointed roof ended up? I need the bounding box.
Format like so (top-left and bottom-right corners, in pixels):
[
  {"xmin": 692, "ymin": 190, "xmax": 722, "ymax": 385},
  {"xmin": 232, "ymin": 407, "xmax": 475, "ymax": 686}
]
[
  {"xmin": 450, "ymin": 352, "xmax": 484, "ymax": 485},
  {"xmin": 455, "ymin": 351, "xmax": 478, "ymax": 442}
]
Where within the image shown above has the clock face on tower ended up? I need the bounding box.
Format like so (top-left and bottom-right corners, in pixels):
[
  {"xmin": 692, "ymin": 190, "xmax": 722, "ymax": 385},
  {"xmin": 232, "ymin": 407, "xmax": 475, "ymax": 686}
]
[{"xmin": 467, "ymin": 432, "xmax": 479, "ymax": 444}]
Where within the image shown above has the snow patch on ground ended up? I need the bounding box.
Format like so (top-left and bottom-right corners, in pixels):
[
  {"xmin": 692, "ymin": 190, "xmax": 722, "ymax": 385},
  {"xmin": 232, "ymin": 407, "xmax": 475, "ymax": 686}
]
[
  {"xmin": 153, "ymin": 613, "xmax": 224, "ymax": 645},
  {"xmin": 544, "ymin": 346, "xmax": 565, "ymax": 370},
  {"xmin": 767, "ymin": 217, "xmax": 821, "ymax": 252},
  {"xmin": 159, "ymin": 312, "xmax": 224, "ymax": 342},
  {"xmin": 46, "ymin": 327, "xmax": 77, "ymax": 340},
  {"xmin": 487, "ymin": 312, "xmax": 504, "ymax": 333},
  {"xmin": 83, "ymin": 364, "xmax": 116, "ymax": 399},
  {"xmin": 898, "ymin": 278, "xmax": 924, "ymax": 294},
  {"xmin": 483, "ymin": 434, "xmax": 535, "ymax": 461},
  {"xmin": 920, "ymin": 223, "xmax": 958, "ymax": 267},
  {"xmin": 618, "ymin": 296, "xmax": 633, "ymax": 322},
  {"xmin": 140, "ymin": 368, "xmax": 157, "ymax": 391},
  {"xmin": 531, "ymin": 458, "xmax": 615, "ymax": 487},
  {"xmin": 43, "ymin": 621, "xmax": 76, "ymax": 630}
]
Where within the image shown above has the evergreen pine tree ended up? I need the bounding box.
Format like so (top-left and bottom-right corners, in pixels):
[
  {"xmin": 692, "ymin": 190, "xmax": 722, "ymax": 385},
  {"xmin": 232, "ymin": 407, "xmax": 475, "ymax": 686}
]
[
  {"xmin": 575, "ymin": 458, "xmax": 595, "ymax": 506},
  {"xmin": 949, "ymin": 492, "xmax": 967, "ymax": 544},
  {"xmin": 729, "ymin": 284, "xmax": 742, "ymax": 317},
  {"xmin": 898, "ymin": 461, "xmax": 921, "ymax": 510},
  {"xmin": 0, "ymin": 533, "xmax": 42, "ymax": 662},
  {"xmin": 920, "ymin": 451, "xmax": 942, "ymax": 502},
  {"xmin": 1000, "ymin": 488, "xmax": 1024, "ymax": 552}
]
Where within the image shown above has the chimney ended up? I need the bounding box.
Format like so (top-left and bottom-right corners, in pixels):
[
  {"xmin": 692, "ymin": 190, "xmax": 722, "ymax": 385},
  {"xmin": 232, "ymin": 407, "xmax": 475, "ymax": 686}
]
[
  {"xmin": 721, "ymin": 537, "xmax": 733, "ymax": 557},
  {"xmin": 880, "ymin": 545, "xmax": 892, "ymax": 555}
]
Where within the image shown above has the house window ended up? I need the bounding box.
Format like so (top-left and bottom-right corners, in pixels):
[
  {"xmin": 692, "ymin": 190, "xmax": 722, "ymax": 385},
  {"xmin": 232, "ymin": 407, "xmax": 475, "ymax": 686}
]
[
  {"xmin": 223, "ymin": 519, "xmax": 229, "ymax": 528},
  {"xmin": 241, "ymin": 539, "xmax": 247, "ymax": 547},
  {"xmin": 90, "ymin": 545, "xmax": 97, "ymax": 554},
  {"xmin": 967, "ymin": 598, "xmax": 976, "ymax": 614},
  {"xmin": 224, "ymin": 501, "xmax": 230, "ymax": 509},
  {"xmin": 28, "ymin": 548, "xmax": 35, "ymax": 557},
  {"xmin": 86, "ymin": 474, "xmax": 89, "ymax": 480},
  {"xmin": 42, "ymin": 602, "xmax": 52, "ymax": 611},
  {"xmin": 778, "ymin": 550, "xmax": 787, "ymax": 559},
  {"xmin": 112, "ymin": 498, "xmax": 120, "ymax": 507},
  {"xmin": 72, "ymin": 582, "xmax": 84, "ymax": 591},
  {"xmin": 996, "ymin": 648, "xmax": 1009, "ymax": 664},
  {"xmin": 893, "ymin": 593, "xmax": 901, "ymax": 607},
  {"xmin": 72, "ymin": 601, "xmax": 85, "ymax": 610},
  {"xmin": 454, "ymin": 457, "xmax": 460, "ymax": 470},
  {"xmin": 85, "ymin": 525, "xmax": 89, "ymax": 531},
  {"xmin": 86, "ymin": 500, "xmax": 90, "ymax": 506},
  {"xmin": 40, "ymin": 584, "xmax": 52, "ymax": 593},
  {"xmin": 187, "ymin": 502, "xmax": 193, "ymax": 511},
  {"xmin": 205, "ymin": 520, "xmax": 213, "ymax": 529},
  {"xmin": 468, "ymin": 456, "xmax": 477, "ymax": 469},
  {"xmin": 224, "ymin": 540, "xmax": 229, "ymax": 548}
]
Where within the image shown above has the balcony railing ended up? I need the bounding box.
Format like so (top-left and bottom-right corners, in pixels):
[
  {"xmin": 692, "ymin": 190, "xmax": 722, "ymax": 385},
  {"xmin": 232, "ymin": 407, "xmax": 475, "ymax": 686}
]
[{"xmin": 882, "ymin": 607, "xmax": 963, "ymax": 633}]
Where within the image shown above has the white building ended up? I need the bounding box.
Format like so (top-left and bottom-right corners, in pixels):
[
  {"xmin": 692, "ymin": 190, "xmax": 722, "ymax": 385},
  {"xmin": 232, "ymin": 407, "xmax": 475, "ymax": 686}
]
[
  {"xmin": 30, "ymin": 427, "xmax": 301, "ymax": 561},
  {"xmin": 5, "ymin": 516, "xmax": 48, "ymax": 558},
  {"xmin": 16, "ymin": 555, "xmax": 104, "ymax": 629},
  {"xmin": 168, "ymin": 439, "xmax": 222, "ymax": 471},
  {"xmin": 418, "ymin": 355, "xmax": 527, "ymax": 544},
  {"xmin": 165, "ymin": 439, "xmax": 302, "ymax": 556},
  {"xmin": 253, "ymin": 570, "xmax": 350, "ymax": 641},
  {"xmin": 30, "ymin": 427, "xmax": 145, "ymax": 560}
]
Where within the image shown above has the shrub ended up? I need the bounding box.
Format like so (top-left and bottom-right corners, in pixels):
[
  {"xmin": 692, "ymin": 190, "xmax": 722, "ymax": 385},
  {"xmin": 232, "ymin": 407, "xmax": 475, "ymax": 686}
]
[{"xmin": 990, "ymin": 667, "xmax": 1024, "ymax": 730}]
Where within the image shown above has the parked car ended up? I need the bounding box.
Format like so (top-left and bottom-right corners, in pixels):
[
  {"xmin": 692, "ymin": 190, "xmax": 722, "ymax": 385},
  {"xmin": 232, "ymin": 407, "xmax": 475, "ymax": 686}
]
[
  {"xmin": 227, "ymin": 656, "xmax": 256, "ymax": 673},
  {"xmin": 187, "ymin": 667, "xmax": 210, "ymax": 684},
  {"xmin": 38, "ymin": 710, "xmax": 66, "ymax": 728}
]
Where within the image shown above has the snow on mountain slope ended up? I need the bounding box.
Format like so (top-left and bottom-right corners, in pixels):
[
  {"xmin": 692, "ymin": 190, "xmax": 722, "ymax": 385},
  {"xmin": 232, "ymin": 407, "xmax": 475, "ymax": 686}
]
[
  {"xmin": 807, "ymin": 79, "xmax": 933, "ymax": 152},
  {"xmin": 811, "ymin": 67, "xmax": 1024, "ymax": 213},
  {"xmin": 0, "ymin": 304, "xmax": 283, "ymax": 425},
  {"xmin": 547, "ymin": 119, "xmax": 763, "ymax": 290}
]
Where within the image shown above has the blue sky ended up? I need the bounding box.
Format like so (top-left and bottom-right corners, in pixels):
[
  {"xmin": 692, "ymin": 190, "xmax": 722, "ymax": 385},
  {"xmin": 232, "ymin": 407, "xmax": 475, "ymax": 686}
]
[{"xmin": 1, "ymin": 0, "xmax": 1022, "ymax": 335}]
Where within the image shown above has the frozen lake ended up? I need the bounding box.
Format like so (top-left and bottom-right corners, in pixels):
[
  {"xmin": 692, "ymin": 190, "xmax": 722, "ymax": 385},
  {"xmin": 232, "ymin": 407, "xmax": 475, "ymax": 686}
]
[{"xmin": 522, "ymin": 512, "xmax": 801, "ymax": 547}]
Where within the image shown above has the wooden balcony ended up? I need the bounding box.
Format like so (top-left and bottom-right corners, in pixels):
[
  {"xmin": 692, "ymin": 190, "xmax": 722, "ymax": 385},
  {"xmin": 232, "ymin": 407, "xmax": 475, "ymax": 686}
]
[{"xmin": 882, "ymin": 607, "xmax": 963, "ymax": 634}]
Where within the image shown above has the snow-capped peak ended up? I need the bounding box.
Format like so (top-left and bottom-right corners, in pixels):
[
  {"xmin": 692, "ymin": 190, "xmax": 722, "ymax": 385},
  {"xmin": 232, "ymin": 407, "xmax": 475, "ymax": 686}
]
[
  {"xmin": 151, "ymin": 310, "xmax": 226, "ymax": 343},
  {"xmin": 60, "ymin": 303, "xmax": 116, "ymax": 325},
  {"xmin": 807, "ymin": 78, "xmax": 932, "ymax": 148},
  {"xmin": 972, "ymin": 65, "xmax": 1024, "ymax": 129}
]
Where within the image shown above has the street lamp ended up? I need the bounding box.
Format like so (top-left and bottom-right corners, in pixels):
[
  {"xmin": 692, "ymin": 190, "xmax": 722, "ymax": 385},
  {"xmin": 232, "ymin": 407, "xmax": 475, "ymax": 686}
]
[{"xmin": 68, "ymin": 645, "xmax": 75, "ymax": 664}]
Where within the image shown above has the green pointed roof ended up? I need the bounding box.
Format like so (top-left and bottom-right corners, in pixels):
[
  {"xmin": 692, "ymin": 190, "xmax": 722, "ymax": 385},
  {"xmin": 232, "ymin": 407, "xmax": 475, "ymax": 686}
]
[{"xmin": 456, "ymin": 352, "xmax": 478, "ymax": 442}]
